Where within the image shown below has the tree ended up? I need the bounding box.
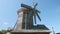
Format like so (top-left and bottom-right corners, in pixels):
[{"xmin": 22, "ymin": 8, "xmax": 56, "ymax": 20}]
[
  {"xmin": 0, "ymin": 30, "xmax": 6, "ymax": 34},
  {"xmin": 0, "ymin": 31, "xmax": 3, "ymax": 34}
]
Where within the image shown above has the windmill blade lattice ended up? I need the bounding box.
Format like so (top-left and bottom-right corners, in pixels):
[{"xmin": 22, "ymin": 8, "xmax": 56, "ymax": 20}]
[{"xmin": 33, "ymin": 3, "xmax": 41, "ymax": 24}]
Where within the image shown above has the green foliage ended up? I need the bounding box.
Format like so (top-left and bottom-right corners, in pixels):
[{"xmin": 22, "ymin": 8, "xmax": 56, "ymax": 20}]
[
  {"xmin": 0, "ymin": 31, "xmax": 3, "ymax": 34},
  {"xmin": 0, "ymin": 30, "xmax": 6, "ymax": 34}
]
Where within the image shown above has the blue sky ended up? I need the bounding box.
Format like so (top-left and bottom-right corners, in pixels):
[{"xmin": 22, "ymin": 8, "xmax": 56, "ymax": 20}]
[{"xmin": 0, "ymin": 0, "xmax": 60, "ymax": 33}]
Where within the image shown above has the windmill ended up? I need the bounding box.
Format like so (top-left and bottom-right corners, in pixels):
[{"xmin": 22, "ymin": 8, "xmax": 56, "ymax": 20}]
[{"xmin": 12, "ymin": 1, "xmax": 51, "ymax": 34}]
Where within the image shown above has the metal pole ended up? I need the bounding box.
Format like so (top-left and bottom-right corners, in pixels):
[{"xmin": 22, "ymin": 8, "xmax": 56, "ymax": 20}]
[{"xmin": 52, "ymin": 27, "xmax": 55, "ymax": 34}]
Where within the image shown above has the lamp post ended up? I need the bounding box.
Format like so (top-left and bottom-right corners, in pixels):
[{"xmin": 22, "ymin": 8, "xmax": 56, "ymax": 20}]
[{"xmin": 6, "ymin": 27, "xmax": 12, "ymax": 34}]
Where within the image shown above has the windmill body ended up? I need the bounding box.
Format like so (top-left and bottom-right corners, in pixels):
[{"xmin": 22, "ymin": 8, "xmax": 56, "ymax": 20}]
[
  {"xmin": 11, "ymin": 4, "xmax": 51, "ymax": 34},
  {"xmin": 13, "ymin": 7, "xmax": 33, "ymax": 31}
]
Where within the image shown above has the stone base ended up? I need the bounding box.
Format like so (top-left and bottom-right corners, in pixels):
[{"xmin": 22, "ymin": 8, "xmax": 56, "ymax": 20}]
[
  {"xmin": 11, "ymin": 32, "xmax": 50, "ymax": 34},
  {"xmin": 11, "ymin": 25, "xmax": 51, "ymax": 34},
  {"xmin": 11, "ymin": 30, "xmax": 50, "ymax": 34}
]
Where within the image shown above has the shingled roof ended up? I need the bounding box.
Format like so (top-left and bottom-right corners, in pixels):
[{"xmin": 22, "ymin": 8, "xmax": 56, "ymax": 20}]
[
  {"xmin": 32, "ymin": 24, "xmax": 49, "ymax": 30},
  {"xmin": 21, "ymin": 3, "xmax": 40, "ymax": 13}
]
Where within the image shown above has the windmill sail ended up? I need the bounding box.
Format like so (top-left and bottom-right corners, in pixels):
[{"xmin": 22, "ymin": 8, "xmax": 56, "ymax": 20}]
[
  {"xmin": 36, "ymin": 13, "xmax": 41, "ymax": 21},
  {"xmin": 33, "ymin": 3, "xmax": 41, "ymax": 24}
]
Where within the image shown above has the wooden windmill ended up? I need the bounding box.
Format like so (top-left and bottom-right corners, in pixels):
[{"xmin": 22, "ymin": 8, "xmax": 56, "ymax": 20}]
[{"xmin": 11, "ymin": 0, "xmax": 51, "ymax": 34}]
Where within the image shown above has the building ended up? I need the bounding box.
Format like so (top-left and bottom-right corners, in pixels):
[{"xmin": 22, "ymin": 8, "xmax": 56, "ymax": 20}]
[{"xmin": 11, "ymin": 3, "xmax": 51, "ymax": 34}]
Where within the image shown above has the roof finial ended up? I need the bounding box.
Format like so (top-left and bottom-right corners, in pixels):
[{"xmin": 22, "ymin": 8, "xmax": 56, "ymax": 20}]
[{"xmin": 52, "ymin": 27, "xmax": 55, "ymax": 34}]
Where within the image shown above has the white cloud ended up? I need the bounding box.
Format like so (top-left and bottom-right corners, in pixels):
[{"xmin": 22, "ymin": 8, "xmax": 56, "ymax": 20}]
[
  {"xmin": 3, "ymin": 22, "xmax": 8, "ymax": 25},
  {"xmin": 0, "ymin": 22, "xmax": 9, "ymax": 30}
]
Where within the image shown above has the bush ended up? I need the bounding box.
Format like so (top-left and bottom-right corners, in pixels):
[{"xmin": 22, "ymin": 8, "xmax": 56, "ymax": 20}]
[{"xmin": 0, "ymin": 30, "xmax": 6, "ymax": 34}]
